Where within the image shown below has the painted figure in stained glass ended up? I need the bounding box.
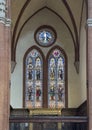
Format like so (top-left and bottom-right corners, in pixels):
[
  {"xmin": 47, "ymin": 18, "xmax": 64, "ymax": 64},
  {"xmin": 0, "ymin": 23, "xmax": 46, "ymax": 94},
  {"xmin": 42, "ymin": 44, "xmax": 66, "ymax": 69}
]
[
  {"xmin": 50, "ymin": 85, "xmax": 55, "ymax": 100},
  {"xmin": 58, "ymin": 68, "xmax": 63, "ymax": 80},
  {"xmin": 48, "ymin": 48, "xmax": 65, "ymax": 108},
  {"xmin": 28, "ymin": 62, "xmax": 33, "ymax": 70},
  {"xmin": 58, "ymin": 57, "xmax": 64, "ymax": 67},
  {"xmin": 50, "ymin": 68, "xmax": 55, "ymax": 80},
  {"xmin": 58, "ymin": 85, "xmax": 64, "ymax": 101},
  {"xmin": 50, "ymin": 58, "xmax": 55, "ymax": 67},
  {"xmin": 35, "ymin": 57, "xmax": 41, "ymax": 68},
  {"xmin": 36, "ymin": 86, "xmax": 41, "ymax": 101},
  {"xmin": 25, "ymin": 49, "xmax": 43, "ymax": 108},
  {"xmin": 35, "ymin": 57, "xmax": 41, "ymax": 80},
  {"xmin": 28, "ymin": 57, "xmax": 33, "ymax": 68},
  {"xmin": 27, "ymin": 58, "xmax": 33, "ymax": 80},
  {"xmin": 28, "ymin": 86, "xmax": 33, "ymax": 100},
  {"xmin": 50, "ymin": 58, "xmax": 55, "ymax": 80},
  {"xmin": 28, "ymin": 70, "xmax": 33, "ymax": 80},
  {"xmin": 36, "ymin": 69, "xmax": 40, "ymax": 80}
]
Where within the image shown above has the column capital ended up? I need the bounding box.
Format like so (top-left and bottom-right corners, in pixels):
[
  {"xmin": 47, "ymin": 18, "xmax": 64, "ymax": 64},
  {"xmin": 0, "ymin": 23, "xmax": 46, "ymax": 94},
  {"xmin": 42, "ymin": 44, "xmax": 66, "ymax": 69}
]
[{"xmin": 87, "ymin": 18, "xmax": 92, "ymax": 26}]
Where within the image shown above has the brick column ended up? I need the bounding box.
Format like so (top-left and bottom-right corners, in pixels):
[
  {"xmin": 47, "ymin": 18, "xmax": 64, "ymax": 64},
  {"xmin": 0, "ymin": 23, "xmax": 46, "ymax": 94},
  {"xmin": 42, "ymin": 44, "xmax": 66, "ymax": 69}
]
[
  {"xmin": 87, "ymin": 1, "xmax": 92, "ymax": 130},
  {"xmin": 0, "ymin": 0, "xmax": 11, "ymax": 130}
]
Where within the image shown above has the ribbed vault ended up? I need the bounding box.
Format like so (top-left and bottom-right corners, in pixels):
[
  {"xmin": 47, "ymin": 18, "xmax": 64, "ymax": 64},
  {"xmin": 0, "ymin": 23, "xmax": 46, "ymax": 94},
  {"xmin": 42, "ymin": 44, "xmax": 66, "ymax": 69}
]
[{"xmin": 11, "ymin": 0, "xmax": 87, "ymax": 72}]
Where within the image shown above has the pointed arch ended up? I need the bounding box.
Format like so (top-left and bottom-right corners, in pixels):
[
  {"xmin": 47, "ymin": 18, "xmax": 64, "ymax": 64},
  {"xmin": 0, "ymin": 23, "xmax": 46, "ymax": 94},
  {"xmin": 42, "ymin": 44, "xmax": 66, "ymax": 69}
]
[
  {"xmin": 12, "ymin": 6, "xmax": 78, "ymax": 64},
  {"xmin": 23, "ymin": 46, "xmax": 45, "ymax": 108},
  {"xmin": 46, "ymin": 46, "xmax": 68, "ymax": 108}
]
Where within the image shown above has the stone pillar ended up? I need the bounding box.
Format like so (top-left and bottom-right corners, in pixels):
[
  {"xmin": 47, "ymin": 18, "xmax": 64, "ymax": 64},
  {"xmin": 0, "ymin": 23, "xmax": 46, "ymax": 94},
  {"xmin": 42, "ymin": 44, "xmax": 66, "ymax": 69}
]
[
  {"xmin": 87, "ymin": 1, "xmax": 92, "ymax": 130},
  {"xmin": 0, "ymin": 0, "xmax": 11, "ymax": 130}
]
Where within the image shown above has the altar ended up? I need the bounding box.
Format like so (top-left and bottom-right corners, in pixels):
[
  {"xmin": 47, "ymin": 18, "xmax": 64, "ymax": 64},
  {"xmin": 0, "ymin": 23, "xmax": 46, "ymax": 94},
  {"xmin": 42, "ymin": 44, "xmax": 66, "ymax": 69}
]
[
  {"xmin": 29, "ymin": 108, "xmax": 62, "ymax": 115},
  {"xmin": 29, "ymin": 108, "xmax": 62, "ymax": 130}
]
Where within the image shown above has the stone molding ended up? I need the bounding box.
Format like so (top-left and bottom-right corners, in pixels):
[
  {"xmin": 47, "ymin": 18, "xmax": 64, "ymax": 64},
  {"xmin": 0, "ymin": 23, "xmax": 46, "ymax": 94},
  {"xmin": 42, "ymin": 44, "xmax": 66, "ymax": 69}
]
[
  {"xmin": 74, "ymin": 61, "xmax": 79, "ymax": 73},
  {"xmin": 11, "ymin": 61, "xmax": 16, "ymax": 73}
]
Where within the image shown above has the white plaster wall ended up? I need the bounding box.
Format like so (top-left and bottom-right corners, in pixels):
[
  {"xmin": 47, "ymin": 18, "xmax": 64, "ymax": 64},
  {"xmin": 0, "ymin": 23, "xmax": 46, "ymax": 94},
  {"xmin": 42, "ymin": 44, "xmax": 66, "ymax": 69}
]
[
  {"xmin": 79, "ymin": 26, "xmax": 86, "ymax": 103},
  {"xmin": 11, "ymin": 9, "xmax": 82, "ymax": 108},
  {"xmin": 79, "ymin": 5, "xmax": 87, "ymax": 103}
]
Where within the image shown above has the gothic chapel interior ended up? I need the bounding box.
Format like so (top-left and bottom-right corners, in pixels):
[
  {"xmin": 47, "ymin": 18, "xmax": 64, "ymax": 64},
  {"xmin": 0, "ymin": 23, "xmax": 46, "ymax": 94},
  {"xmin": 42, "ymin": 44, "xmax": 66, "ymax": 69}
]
[{"xmin": 1, "ymin": 0, "xmax": 92, "ymax": 130}]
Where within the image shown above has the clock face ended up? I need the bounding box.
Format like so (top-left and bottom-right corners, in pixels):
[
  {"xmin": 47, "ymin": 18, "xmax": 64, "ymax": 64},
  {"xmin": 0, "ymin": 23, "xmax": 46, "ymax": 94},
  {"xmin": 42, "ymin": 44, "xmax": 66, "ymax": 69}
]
[{"xmin": 34, "ymin": 26, "xmax": 57, "ymax": 47}]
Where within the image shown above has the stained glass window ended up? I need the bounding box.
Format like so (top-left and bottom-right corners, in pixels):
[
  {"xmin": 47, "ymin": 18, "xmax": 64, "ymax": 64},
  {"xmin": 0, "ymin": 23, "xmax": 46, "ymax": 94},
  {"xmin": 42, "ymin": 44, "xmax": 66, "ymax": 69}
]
[
  {"xmin": 48, "ymin": 49, "xmax": 65, "ymax": 108},
  {"xmin": 25, "ymin": 49, "xmax": 43, "ymax": 108},
  {"xmin": 34, "ymin": 25, "xmax": 57, "ymax": 47}
]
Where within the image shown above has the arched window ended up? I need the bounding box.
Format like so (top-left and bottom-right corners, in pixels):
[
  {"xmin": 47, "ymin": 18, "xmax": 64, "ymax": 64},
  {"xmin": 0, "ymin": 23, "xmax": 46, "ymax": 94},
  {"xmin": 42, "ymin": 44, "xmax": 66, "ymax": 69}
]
[
  {"xmin": 47, "ymin": 46, "xmax": 67, "ymax": 108},
  {"xmin": 23, "ymin": 46, "xmax": 67, "ymax": 108},
  {"xmin": 24, "ymin": 47, "xmax": 43, "ymax": 108}
]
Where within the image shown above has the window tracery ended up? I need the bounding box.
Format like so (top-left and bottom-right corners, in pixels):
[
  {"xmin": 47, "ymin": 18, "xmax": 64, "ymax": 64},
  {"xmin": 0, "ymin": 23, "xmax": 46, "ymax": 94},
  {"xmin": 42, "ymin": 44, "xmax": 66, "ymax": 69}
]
[
  {"xmin": 25, "ymin": 49, "xmax": 43, "ymax": 108},
  {"xmin": 48, "ymin": 49, "xmax": 65, "ymax": 108},
  {"xmin": 24, "ymin": 46, "xmax": 67, "ymax": 108}
]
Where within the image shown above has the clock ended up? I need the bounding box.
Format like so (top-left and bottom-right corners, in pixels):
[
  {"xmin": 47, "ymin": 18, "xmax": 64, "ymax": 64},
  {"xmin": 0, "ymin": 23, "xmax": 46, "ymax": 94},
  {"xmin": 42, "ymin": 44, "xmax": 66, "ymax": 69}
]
[{"xmin": 34, "ymin": 25, "xmax": 57, "ymax": 47}]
